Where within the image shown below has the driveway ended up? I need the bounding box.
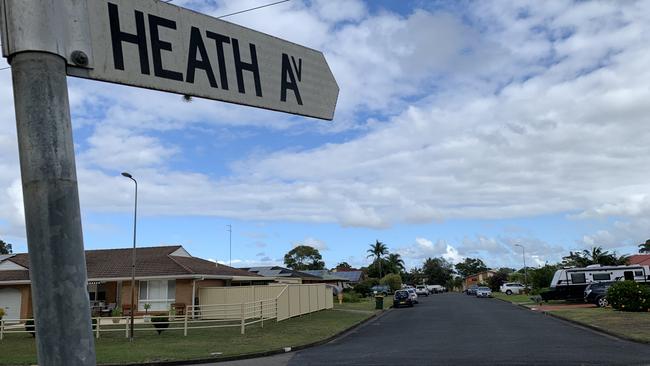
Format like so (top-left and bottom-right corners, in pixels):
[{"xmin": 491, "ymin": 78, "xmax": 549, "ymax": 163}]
[{"xmin": 209, "ymin": 293, "xmax": 650, "ymax": 365}]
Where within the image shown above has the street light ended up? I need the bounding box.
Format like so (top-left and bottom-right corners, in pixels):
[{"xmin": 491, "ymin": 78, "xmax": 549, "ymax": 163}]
[
  {"xmin": 121, "ymin": 172, "xmax": 137, "ymax": 342},
  {"xmin": 514, "ymin": 243, "xmax": 527, "ymax": 288}
]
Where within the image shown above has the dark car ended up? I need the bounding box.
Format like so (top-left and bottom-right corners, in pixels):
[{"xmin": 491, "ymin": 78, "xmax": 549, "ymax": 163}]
[
  {"xmin": 466, "ymin": 284, "xmax": 479, "ymax": 296},
  {"xmin": 393, "ymin": 290, "xmax": 414, "ymax": 308},
  {"xmin": 584, "ymin": 281, "xmax": 614, "ymax": 307}
]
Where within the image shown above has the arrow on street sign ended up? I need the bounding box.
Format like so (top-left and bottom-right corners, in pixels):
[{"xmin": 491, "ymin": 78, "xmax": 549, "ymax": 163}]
[{"xmin": 68, "ymin": 0, "xmax": 339, "ymax": 120}]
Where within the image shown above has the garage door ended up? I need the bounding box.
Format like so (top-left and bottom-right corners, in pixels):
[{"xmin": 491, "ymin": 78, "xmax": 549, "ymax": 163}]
[{"xmin": 0, "ymin": 288, "xmax": 22, "ymax": 321}]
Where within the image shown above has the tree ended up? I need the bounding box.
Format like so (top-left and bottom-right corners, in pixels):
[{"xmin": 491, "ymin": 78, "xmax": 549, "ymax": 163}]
[
  {"xmin": 0, "ymin": 239, "xmax": 12, "ymax": 255},
  {"xmin": 333, "ymin": 262, "xmax": 353, "ymax": 271},
  {"xmin": 422, "ymin": 257, "xmax": 454, "ymax": 285},
  {"xmin": 454, "ymin": 258, "xmax": 487, "ymax": 277},
  {"xmin": 380, "ymin": 273, "xmax": 402, "ymax": 292},
  {"xmin": 529, "ymin": 264, "xmax": 559, "ymax": 290},
  {"xmin": 639, "ymin": 239, "xmax": 650, "ymax": 254},
  {"xmin": 385, "ymin": 253, "xmax": 405, "ymax": 274},
  {"xmin": 283, "ymin": 245, "xmax": 325, "ymax": 270},
  {"xmin": 366, "ymin": 240, "xmax": 389, "ymax": 278},
  {"xmin": 487, "ymin": 268, "xmax": 513, "ymax": 291},
  {"xmin": 562, "ymin": 246, "xmax": 628, "ymax": 267}
]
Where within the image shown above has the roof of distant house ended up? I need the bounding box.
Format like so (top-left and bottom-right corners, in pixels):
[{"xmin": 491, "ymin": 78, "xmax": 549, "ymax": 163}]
[
  {"xmin": 240, "ymin": 266, "xmax": 322, "ymax": 279},
  {"xmin": 331, "ymin": 270, "xmax": 364, "ymax": 282},
  {"xmin": 0, "ymin": 245, "xmax": 261, "ymax": 284},
  {"xmin": 629, "ymin": 255, "xmax": 650, "ymax": 266},
  {"xmin": 301, "ymin": 270, "xmax": 350, "ymax": 281}
]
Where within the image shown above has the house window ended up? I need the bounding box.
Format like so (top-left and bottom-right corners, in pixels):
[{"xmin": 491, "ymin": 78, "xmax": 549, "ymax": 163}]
[
  {"xmin": 570, "ymin": 273, "xmax": 586, "ymax": 284},
  {"xmin": 592, "ymin": 273, "xmax": 610, "ymax": 281},
  {"xmin": 635, "ymin": 270, "xmax": 644, "ymax": 277},
  {"xmin": 138, "ymin": 280, "xmax": 175, "ymax": 311}
]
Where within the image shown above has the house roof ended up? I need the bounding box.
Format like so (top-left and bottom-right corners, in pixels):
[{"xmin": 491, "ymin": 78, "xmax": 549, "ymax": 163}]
[
  {"xmin": 239, "ymin": 266, "xmax": 322, "ymax": 279},
  {"xmin": 629, "ymin": 255, "xmax": 650, "ymax": 266},
  {"xmin": 301, "ymin": 270, "xmax": 350, "ymax": 281},
  {"xmin": 0, "ymin": 245, "xmax": 261, "ymax": 283},
  {"xmin": 331, "ymin": 270, "xmax": 363, "ymax": 282}
]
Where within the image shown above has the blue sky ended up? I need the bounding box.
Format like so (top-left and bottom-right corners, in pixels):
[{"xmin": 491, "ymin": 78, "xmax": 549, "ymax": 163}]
[{"xmin": 2, "ymin": 0, "xmax": 650, "ymax": 271}]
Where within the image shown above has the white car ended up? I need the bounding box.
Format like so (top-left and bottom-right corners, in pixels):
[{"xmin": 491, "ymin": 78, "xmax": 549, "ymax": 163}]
[
  {"xmin": 415, "ymin": 285, "xmax": 429, "ymax": 296},
  {"xmin": 406, "ymin": 288, "xmax": 419, "ymax": 303},
  {"xmin": 476, "ymin": 286, "xmax": 492, "ymax": 298},
  {"xmin": 500, "ymin": 283, "xmax": 526, "ymax": 295}
]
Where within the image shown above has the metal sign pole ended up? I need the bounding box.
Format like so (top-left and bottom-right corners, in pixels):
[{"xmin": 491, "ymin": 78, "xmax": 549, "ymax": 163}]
[{"xmin": 10, "ymin": 51, "xmax": 97, "ymax": 365}]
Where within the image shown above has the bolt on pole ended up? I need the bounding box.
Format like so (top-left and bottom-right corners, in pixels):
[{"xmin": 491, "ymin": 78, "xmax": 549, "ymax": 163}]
[{"xmin": 11, "ymin": 51, "xmax": 97, "ymax": 365}]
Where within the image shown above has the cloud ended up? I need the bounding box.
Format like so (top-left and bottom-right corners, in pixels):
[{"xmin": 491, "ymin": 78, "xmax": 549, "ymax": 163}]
[{"xmin": 294, "ymin": 237, "xmax": 328, "ymax": 251}]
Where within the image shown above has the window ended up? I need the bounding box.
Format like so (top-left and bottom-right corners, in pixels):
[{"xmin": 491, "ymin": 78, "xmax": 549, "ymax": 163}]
[
  {"xmin": 592, "ymin": 273, "xmax": 610, "ymax": 281},
  {"xmin": 635, "ymin": 270, "xmax": 644, "ymax": 277},
  {"xmin": 138, "ymin": 280, "xmax": 176, "ymax": 311},
  {"xmin": 570, "ymin": 273, "xmax": 586, "ymax": 284}
]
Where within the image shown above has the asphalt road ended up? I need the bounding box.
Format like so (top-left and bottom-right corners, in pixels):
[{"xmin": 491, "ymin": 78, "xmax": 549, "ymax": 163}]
[{"xmin": 212, "ymin": 293, "xmax": 650, "ymax": 366}]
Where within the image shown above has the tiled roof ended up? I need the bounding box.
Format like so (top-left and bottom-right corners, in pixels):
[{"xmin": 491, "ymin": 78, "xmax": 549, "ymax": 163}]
[
  {"xmin": 0, "ymin": 246, "xmax": 260, "ymax": 283},
  {"xmin": 331, "ymin": 271, "xmax": 363, "ymax": 282},
  {"xmin": 240, "ymin": 266, "xmax": 321, "ymax": 279},
  {"xmin": 302, "ymin": 270, "xmax": 350, "ymax": 281},
  {"xmin": 629, "ymin": 255, "xmax": 650, "ymax": 266}
]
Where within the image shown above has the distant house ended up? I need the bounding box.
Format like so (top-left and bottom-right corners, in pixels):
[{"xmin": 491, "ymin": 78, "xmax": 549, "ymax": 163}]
[
  {"xmin": 331, "ymin": 270, "xmax": 365, "ymax": 285},
  {"xmin": 239, "ymin": 266, "xmax": 323, "ymax": 284},
  {"xmin": 0, "ymin": 245, "xmax": 265, "ymax": 320},
  {"xmin": 629, "ymin": 255, "xmax": 650, "ymax": 266},
  {"xmin": 464, "ymin": 270, "xmax": 497, "ymax": 290},
  {"xmin": 301, "ymin": 270, "xmax": 350, "ymax": 289}
]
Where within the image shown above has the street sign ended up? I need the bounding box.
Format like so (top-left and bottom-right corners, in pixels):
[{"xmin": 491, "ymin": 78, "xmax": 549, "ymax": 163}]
[{"xmin": 66, "ymin": 0, "xmax": 339, "ymax": 120}]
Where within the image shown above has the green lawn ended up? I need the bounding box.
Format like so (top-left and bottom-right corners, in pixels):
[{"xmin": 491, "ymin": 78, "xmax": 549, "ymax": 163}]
[
  {"xmin": 549, "ymin": 307, "xmax": 650, "ymax": 343},
  {"xmin": 493, "ymin": 292, "xmax": 537, "ymax": 305},
  {"xmin": 333, "ymin": 296, "xmax": 392, "ymax": 311},
  {"xmin": 0, "ymin": 309, "xmax": 371, "ymax": 365}
]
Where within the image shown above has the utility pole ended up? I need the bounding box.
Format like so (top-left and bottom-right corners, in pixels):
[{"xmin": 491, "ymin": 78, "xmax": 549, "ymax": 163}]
[
  {"xmin": 5, "ymin": 3, "xmax": 96, "ymax": 364},
  {"xmin": 227, "ymin": 224, "xmax": 232, "ymax": 266}
]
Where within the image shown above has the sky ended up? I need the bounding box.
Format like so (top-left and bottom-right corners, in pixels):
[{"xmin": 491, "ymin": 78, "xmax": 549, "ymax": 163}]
[{"xmin": 1, "ymin": 0, "xmax": 650, "ymax": 271}]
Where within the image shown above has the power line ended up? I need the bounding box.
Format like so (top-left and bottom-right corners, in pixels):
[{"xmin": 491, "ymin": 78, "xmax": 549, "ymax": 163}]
[{"xmin": 217, "ymin": 0, "xmax": 291, "ymax": 19}]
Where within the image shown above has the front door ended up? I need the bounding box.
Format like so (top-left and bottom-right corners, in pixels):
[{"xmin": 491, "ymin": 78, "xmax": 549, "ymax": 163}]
[{"xmin": 0, "ymin": 288, "xmax": 22, "ymax": 321}]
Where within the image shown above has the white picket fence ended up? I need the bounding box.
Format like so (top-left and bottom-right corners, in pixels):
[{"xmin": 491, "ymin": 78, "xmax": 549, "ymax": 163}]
[{"xmin": 0, "ymin": 283, "xmax": 333, "ymax": 339}]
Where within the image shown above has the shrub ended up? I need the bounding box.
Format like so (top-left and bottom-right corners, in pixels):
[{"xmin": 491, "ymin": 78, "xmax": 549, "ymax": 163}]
[
  {"xmin": 111, "ymin": 307, "xmax": 122, "ymax": 317},
  {"xmin": 342, "ymin": 292, "xmax": 361, "ymax": 303},
  {"xmin": 353, "ymin": 282, "xmax": 372, "ymax": 297},
  {"xmin": 0, "ymin": 308, "xmax": 5, "ymax": 320},
  {"xmin": 151, "ymin": 316, "xmax": 170, "ymax": 334},
  {"xmin": 380, "ymin": 273, "xmax": 402, "ymax": 293},
  {"xmin": 607, "ymin": 281, "xmax": 650, "ymax": 312}
]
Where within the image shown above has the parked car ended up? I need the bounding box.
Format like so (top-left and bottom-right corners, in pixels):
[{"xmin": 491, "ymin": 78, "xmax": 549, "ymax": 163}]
[
  {"xmin": 415, "ymin": 285, "xmax": 429, "ymax": 296},
  {"xmin": 466, "ymin": 284, "xmax": 479, "ymax": 295},
  {"xmin": 426, "ymin": 285, "xmax": 437, "ymax": 293},
  {"xmin": 476, "ymin": 286, "xmax": 492, "ymax": 298},
  {"xmin": 584, "ymin": 281, "xmax": 615, "ymax": 308},
  {"xmin": 500, "ymin": 283, "xmax": 526, "ymax": 295},
  {"xmin": 406, "ymin": 288, "xmax": 419, "ymax": 304},
  {"xmin": 393, "ymin": 290, "xmax": 414, "ymax": 308},
  {"xmin": 371, "ymin": 285, "xmax": 390, "ymax": 296}
]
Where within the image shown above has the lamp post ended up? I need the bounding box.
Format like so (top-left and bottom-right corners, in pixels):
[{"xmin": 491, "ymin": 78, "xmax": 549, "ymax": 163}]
[
  {"xmin": 515, "ymin": 243, "xmax": 527, "ymax": 288},
  {"xmin": 121, "ymin": 172, "xmax": 137, "ymax": 342}
]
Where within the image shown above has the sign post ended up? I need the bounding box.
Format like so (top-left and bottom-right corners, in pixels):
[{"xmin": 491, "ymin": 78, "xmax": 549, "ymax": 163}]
[{"xmin": 1, "ymin": 0, "xmax": 337, "ymax": 364}]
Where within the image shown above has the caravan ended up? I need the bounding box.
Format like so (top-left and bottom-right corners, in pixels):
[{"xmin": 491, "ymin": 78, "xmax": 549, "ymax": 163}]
[{"xmin": 541, "ymin": 264, "xmax": 650, "ymax": 301}]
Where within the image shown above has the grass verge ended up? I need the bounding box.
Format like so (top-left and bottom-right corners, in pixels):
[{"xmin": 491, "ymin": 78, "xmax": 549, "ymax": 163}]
[
  {"xmin": 333, "ymin": 296, "xmax": 392, "ymax": 311},
  {"xmin": 492, "ymin": 292, "xmax": 536, "ymax": 305},
  {"xmin": 0, "ymin": 309, "xmax": 371, "ymax": 365},
  {"xmin": 548, "ymin": 307, "xmax": 650, "ymax": 343}
]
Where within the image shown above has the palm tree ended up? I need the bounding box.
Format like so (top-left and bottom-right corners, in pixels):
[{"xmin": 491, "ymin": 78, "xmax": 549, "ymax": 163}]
[
  {"xmin": 386, "ymin": 253, "xmax": 405, "ymax": 274},
  {"xmin": 582, "ymin": 247, "xmax": 610, "ymax": 265},
  {"xmin": 367, "ymin": 240, "xmax": 389, "ymax": 278},
  {"xmin": 639, "ymin": 239, "xmax": 650, "ymax": 254}
]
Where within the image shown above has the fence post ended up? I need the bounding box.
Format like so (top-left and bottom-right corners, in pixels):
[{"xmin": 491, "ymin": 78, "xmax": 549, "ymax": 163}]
[
  {"xmin": 240, "ymin": 303, "xmax": 245, "ymax": 335},
  {"xmin": 95, "ymin": 318, "xmax": 100, "ymax": 339},
  {"xmin": 260, "ymin": 301, "xmax": 264, "ymax": 328},
  {"xmin": 1, "ymin": 319, "xmax": 4, "ymax": 340},
  {"xmin": 125, "ymin": 317, "xmax": 129, "ymax": 338},
  {"xmin": 184, "ymin": 310, "xmax": 188, "ymax": 336}
]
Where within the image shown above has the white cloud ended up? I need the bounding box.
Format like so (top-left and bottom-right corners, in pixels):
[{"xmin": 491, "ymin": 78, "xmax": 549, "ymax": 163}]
[{"xmin": 294, "ymin": 237, "xmax": 328, "ymax": 251}]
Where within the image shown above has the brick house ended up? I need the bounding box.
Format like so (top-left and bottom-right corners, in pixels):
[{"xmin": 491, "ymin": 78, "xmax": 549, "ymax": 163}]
[
  {"xmin": 0, "ymin": 245, "xmax": 266, "ymax": 320},
  {"xmin": 463, "ymin": 270, "xmax": 497, "ymax": 290}
]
